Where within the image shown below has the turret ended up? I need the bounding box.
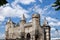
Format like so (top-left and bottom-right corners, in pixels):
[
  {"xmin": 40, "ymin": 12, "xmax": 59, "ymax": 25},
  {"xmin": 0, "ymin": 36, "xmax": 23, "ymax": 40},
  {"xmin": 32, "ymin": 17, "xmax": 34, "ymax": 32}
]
[
  {"xmin": 20, "ymin": 14, "xmax": 26, "ymax": 24},
  {"xmin": 6, "ymin": 17, "xmax": 14, "ymax": 28},
  {"xmin": 6, "ymin": 17, "xmax": 12, "ymax": 32},
  {"xmin": 32, "ymin": 13, "xmax": 40, "ymax": 30},
  {"xmin": 20, "ymin": 14, "xmax": 26, "ymax": 39},
  {"xmin": 32, "ymin": 13, "xmax": 40, "ymax": 40},
  {"xmin": 5, "ymin": 17, "xmax": 14, "ymax": 39},
  {"xmin": 43, "ymin": 18, "xmax": 50, "ymax": 40}
]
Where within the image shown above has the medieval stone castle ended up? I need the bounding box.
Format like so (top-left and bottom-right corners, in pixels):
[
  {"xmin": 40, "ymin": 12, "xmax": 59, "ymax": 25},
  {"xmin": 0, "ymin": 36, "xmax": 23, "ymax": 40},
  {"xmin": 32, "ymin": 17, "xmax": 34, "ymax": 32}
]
[{"xmin": 5, "ymin": 13, "xmax": 50, "ymax": 40}]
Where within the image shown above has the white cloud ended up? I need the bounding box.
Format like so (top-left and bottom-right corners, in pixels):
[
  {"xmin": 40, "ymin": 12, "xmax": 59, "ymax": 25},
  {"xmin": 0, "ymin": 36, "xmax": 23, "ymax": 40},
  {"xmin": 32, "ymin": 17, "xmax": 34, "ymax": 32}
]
[
  {"xmin": 0, "ymin": 16, "xmax": 5, "ymax": 22},
  {"xmin": 29, "ymin": 5, "xmax": 43, "ymax": 14},
  {"xmin": 51, "ymin": 27, "xmax": 55, "ymax": 31},
  {"xmin": 0, "ymin": 15, "xmax": 5, "ymax": 25},
  {"xmin": 51, "ymin": 30, "xmax": 60, "ymax": 38},
  {"xmin": 49, "ymin": 22, "xmax": 60, "ymax": 26},
  {"xmin": 0, "ymin": 33, "xmax": 5, "ymax": 39},
  {"xmin": 46, "ymin": 17, "xmax": 60, "ymax": 26},
  {"xmin": 0, "ymin": 3, "xmax": 30, "ymax": 18},
  {"xmin": 29, "ymin": 4, "xmax": 52, "ymax": 15},
  {"xmin": 49, "ymin": 22, "xmax": 56, "ymax": 26},
  {"xmin": 43, "ymin": 4, "xmax": 51, "ymax": 11},
  {"xmin": 51, "ymin": 38, "xmax": 60, "ymax": 40},
  {"xmin": 29, "ymin": 19, "xmax": 32, "ymax": 22},
  {"xmin": 46, "ymin": 17, "xmax": 58, "ymax": 22},
  {"xmin": 14, "ymin": 0, "xmax": 35, "ymax": 5}
]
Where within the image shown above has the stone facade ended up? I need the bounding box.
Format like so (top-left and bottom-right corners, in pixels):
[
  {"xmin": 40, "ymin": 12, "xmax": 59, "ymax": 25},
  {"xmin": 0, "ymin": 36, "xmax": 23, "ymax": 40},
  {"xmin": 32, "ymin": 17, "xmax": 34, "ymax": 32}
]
[{"xmin": 5, "ymin": 14, "xmax": 51, "ymax": 40}]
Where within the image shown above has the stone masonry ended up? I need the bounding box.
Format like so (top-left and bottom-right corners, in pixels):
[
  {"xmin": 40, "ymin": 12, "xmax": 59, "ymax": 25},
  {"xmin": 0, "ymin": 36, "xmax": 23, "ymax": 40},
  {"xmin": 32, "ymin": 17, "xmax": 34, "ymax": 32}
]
[{"xmin": 5, "ymin": 13, "xmax": 50, "ymax": 40}]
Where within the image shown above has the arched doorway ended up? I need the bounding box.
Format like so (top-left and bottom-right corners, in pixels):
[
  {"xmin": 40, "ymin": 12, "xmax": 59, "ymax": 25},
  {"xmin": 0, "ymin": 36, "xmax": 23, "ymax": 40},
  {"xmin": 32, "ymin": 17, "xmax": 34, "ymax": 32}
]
[
  {"xmin": 26, "ymin": 33, "xmax": 31, "ymax": 40},
  {"xmin": 35, "ymin": 30, "xmax": 39, "ymax": 40},
  {"xmin": 35, "ymin": 34, "xmax": 39, "ymax": 40}
]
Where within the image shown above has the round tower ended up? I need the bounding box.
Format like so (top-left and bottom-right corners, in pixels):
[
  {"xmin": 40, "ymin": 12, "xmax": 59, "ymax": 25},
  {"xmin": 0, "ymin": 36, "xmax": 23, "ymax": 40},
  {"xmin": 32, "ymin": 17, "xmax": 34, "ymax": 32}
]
[
  {"xmin": 6, "ymin": 17, "xmax": 11, "ymax": 32},
  {"xmin": 5, "ymin": 18, "xmax": 11, "ymax": 40},
  {"xmin": 32, "ymin": 13, "xmax": 40, "ymax": 30},
  {"xmin": 45, "ymin": 25, "xmax": 50, "ymax": 40},
  {"xmin": 20, "ymin": 14, "xmax": 26, "ymax": 39},
  {"xmin": 32, "ymin": 13, "xmax": 40, "ymax": 40},
  {"xmin": 5, "ymin": 17, "xmax": 14, "ymax": 40},
  {"xmin": 43, "ymin": 18, "xmax": 50, "ymax": 40}
]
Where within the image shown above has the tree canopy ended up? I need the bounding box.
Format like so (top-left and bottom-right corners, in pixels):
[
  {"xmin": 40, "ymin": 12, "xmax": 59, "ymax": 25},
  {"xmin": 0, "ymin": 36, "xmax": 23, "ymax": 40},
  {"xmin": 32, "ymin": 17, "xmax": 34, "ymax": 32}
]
[
  {"xmin": 52, "ymin": 0, "xmax": 60, "ymax": 11},
  {"xmin": 0, "ymin": 0, "xmax": 8, "ymax": 6}
]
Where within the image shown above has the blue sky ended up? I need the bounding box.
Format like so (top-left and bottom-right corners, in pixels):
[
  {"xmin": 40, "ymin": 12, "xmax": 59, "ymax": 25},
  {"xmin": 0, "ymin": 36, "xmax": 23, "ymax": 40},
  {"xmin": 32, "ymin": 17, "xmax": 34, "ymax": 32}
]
[{"xmin": 0, "ymin": 0, "xmax": 60, "ymax": 39}]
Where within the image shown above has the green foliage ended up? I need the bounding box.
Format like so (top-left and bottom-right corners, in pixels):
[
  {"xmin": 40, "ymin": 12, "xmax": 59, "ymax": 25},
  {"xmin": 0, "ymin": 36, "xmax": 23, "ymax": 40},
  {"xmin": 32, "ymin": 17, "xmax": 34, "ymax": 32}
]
[
  {"xmin": 0, "ymin": 0, "xmax": 8, "ymax": 6},
  {"xmin": 52, "ymin": 0, "xmax": 60, "ymax": 11}
]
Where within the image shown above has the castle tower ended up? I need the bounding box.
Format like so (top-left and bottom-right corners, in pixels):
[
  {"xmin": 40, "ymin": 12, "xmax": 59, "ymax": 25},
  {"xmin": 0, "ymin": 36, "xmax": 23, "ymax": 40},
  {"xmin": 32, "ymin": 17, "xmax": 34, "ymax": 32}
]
[
  {"xmin": 43, "ymin": 18, "xmax": 50, "ymax": 40},
  {"xmin": 6, "ymin": 17, "xmax": 11, "ymax": 31},
  {"xmin": 20, "ymin": 14, "xmax": 26, "ymax": 39},
  {"xmin": 32, "ymin": 13, "xmax": 40, "ymax": 30},
  {"xmin": 5, "ymin": 17, "xmax": 14, "ymax": 40},
  {"xmin": 5, "ymin": 17, "xmax": 11, "ymax": 40},
  {"xmin": 32, "ymin": 13, "xmax": 40, "ymax": 40}
]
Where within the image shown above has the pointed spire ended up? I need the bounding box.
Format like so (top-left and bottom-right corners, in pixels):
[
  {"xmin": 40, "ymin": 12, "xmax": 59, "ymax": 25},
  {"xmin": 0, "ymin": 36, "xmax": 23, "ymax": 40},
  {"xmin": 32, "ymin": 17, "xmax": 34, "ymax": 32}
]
[
  {"xmin": 43, "ymin": 17, "xmax": 48, "ymax": 26},
  {"xmin": 21, "ymin": 14, "xmax": 25, "ymax": 20},
  {"xmin": 7, "ymin": 17, "xmax": 11, "ymax": 22}
]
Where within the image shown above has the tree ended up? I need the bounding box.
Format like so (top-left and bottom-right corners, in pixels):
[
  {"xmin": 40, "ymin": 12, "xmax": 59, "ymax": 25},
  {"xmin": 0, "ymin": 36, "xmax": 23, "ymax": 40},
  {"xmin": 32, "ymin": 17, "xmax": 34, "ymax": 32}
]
[
  {"xmin": 52, "ymin": 0, "xmax": 60, "ymax": 11},
  {"xmin": 0, "ymin": 0, "xmax": 8, "ymax": 6}
]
